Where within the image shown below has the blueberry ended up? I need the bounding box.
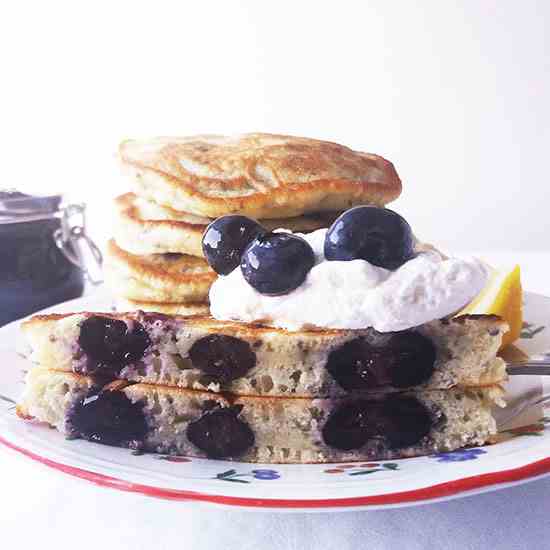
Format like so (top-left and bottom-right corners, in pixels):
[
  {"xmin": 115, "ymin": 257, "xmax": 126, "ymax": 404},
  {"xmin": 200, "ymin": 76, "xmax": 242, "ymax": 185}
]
[
  {"xmin": 326, "ymin": 331, "xmax": 436, "ymax": 391},
  {"xmin": 78, "ymin": 316, "xmax": 151, "ymax": 375},
  {"xmin": 202, "ymin": 215, "xmax": 265, "ymax": 275},
  {"xmin": 189, "ymin": 334, "xmax": 256, "ymax": 383},
  {"xmin": 383, "ymin": 332, "xmax": 436, "ymax": 388},
  {"xmin": 322, "ymin": 396, "xmax": 432, "ymax": 451},
  {"xmin": 322, "ymin": 401, "xmax": 372, "ymax": 451},
  {"xmin": 324, "ymin": 206, "xmax": 414, "ymax": 270},
  {"xmin": 187, "ymin": 405, "xmax": 254, "ymax": 458},
  {"xmin": 241, "ymin": 232, "xmax": 315, "ymax": 295},
  {"xmin": 67, "ymin": 389, "xmax": 147, "ymax": 447},
  {"xmin": 375, "ymin": 396, "xmax": 432, "ymax": 449}
]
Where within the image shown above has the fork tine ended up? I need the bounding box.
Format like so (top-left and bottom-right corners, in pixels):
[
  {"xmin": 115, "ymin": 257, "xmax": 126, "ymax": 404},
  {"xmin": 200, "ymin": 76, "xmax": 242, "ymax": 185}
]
[
  {"xmin": 506, "ymin": 358, "xmax": 550, "ymax": 374},
  {"xmin": 0, "ymin": 394, "xmax": 16, "ymax": 405},
  {"xmin": 506, "ymin": 359, "xmax": 550, "ymax": 366},
  {"xmin": 497, "ymin": 393, "xmax": 550, "ymax": 427},
  {"xmin": 506, "ymin": 365, "xmax": 550, "ymax": 376}
]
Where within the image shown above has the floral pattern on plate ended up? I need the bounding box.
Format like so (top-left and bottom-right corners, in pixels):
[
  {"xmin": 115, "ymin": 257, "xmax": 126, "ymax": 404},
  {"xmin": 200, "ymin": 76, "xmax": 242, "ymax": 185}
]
[
  {"xmin": 1, "ymin": 293, "xmax": 549, "ymax": 510},
  {"xmin": 432, "ymin": 448, "xmax": 487, "ymax": 462},
  {"xmin": 324, "ymin": 462, "xmax": 399, "ymax": 476},
  {"xmin": 520, "ymin": 322, "xmax": 546, "ymax": 339},
  {"xmin": 215, "ymin": 468, "xmax": 281, "ymax": 483}
]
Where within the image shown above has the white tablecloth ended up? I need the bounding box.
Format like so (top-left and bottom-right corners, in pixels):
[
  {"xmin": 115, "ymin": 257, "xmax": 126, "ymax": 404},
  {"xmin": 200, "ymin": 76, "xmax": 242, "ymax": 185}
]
[{"xmin": 2, "ymin": 252, "xmax": 549, "ymax": 550}]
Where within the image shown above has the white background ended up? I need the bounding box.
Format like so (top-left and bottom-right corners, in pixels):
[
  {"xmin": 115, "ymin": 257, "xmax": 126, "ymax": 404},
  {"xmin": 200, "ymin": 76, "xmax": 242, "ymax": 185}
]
[
  {"xmin": 1, "ymin": 1, "xmax": 548, "ymax": 252},
  {"xmin": 1, "ymin": 4, "xmax": 550, "ymax": 549}
]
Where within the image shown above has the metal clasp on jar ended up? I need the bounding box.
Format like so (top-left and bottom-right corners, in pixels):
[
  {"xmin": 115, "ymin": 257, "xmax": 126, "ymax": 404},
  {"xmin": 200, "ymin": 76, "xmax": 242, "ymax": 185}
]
[{"xmin": 53, "ymin": 203, "xmax": 103, "ymax": 285}]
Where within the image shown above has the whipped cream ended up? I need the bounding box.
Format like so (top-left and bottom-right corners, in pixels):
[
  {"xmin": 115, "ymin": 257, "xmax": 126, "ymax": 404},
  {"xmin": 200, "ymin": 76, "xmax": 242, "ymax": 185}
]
[{"xmin": 209, "ymin": 229, "xmax": 488, "ymax": 332}]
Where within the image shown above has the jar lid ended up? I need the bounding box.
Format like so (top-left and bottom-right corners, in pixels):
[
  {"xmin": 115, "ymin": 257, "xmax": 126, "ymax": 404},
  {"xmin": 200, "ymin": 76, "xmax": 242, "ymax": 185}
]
[{"xmin": 0, "ymin": 190, "xmax": 63, "ymax": 224}]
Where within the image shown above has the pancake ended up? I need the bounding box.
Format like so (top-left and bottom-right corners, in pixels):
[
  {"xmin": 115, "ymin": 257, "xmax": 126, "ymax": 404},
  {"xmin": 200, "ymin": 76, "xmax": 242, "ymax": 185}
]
[
  {"xmin": 119, "ymin": 133, "xmax": 401, "ymax": 219},
  {"xmin": 18, "ymin": 367, "xmax": 502, "ymax": 463},
  {"xmin": 104, "ymin": 239, "xmax": 215, "ymax": 303},
  {"xmin": 22, "ymin": 311, "xmax": 508, "ymax": 397},
  {"xmin": 115, "ymin": 297, "xmax": 210, "ymax": 316},
  {"xmin": 113, "ymin": 193, "xmax": 341, "ymax": 256}
]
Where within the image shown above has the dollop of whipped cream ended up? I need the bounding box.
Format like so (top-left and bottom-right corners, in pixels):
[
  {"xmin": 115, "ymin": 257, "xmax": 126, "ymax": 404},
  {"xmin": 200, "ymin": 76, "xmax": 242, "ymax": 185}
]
[{"xmin": 209, "ymin": 229, "xmax": 488, "ymax": 332}]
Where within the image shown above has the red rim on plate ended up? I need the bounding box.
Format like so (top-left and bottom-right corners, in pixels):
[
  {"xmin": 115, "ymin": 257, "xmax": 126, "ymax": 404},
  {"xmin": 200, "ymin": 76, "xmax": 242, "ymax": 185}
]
[
  {"xmin": 2, "ymin": 291, "xmax": 549, "ymax": 510},
  {"xmin": 2, "ymin": 434, "xmax": 550, "ymax": 509}
]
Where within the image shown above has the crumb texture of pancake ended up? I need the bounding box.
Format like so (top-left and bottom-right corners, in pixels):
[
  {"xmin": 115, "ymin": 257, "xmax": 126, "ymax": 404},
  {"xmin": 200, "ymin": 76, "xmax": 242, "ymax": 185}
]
[
  {"xmin": 21, "ymin": 311, "xmax": 508, "ymax": 397},
  {"xmin": 115, "ymin": 297, "xmax": 210, "ymax": 316},
  {"xmin": 114, "ymin": 192, "xmax": 341, "ymax": 256},
  {"xmin": 18, "ymin": 368, "xmax": 502, "ymax": 464},
  {"xmin": 104, "ymin": 239, "xmax": 215, "ymax": 303},
  {"xmin": 119, "ymin": 133, "xmax": 402, "ymax": 218}
]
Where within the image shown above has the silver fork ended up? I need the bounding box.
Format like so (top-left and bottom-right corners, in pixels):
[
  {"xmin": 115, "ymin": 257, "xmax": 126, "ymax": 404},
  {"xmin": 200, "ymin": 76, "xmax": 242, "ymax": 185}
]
[
  {"xmin": 497, "ymin": 359, "xmax": 550, "ymax": 427},
  {"xmin": 497, "ymin": 389, "xmax": 550, "ymax": 428},
  {"xmin": 506, "ymin": 359, "xmax": 550, "ymax": 376}
]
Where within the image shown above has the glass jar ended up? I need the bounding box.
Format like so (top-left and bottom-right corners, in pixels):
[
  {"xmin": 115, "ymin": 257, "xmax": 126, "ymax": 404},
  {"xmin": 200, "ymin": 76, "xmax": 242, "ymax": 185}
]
[{"xmin": 0, "ymin": 191, "xmax": 102, "ymax": 326}]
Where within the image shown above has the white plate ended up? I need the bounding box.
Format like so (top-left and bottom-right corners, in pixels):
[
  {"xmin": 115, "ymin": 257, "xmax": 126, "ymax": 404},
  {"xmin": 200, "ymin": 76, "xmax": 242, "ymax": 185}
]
[{"xmin": 1, "ymin": 292, "xmax": 549, "ymax": 512}]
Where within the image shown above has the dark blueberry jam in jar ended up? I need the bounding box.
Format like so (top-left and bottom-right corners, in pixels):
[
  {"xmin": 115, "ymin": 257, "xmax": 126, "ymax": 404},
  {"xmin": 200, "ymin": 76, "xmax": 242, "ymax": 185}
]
[{"xmin": 0, "ymin": 191, "xmax": 101, "ymax": 326}]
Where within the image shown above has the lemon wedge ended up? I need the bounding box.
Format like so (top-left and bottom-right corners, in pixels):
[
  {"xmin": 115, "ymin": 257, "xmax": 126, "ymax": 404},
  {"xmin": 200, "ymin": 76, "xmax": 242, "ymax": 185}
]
[{"xmin": 459, "ymin": 264, "xmax": 522, "ymax": 349}]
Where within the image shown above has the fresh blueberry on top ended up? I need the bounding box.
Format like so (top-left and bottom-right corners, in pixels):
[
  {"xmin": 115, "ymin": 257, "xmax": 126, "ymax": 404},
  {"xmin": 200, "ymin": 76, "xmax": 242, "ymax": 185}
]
[
  {"xmin": 240, "ymin": 232, "xmax": 315, "ymax": 295},
  {"xmin": 202, "ymin": 215, "xmax": 265, "ymax": 275},
  {"xmin": 324, "ymin": 206, "xmax": 414, "ymax": 270}
]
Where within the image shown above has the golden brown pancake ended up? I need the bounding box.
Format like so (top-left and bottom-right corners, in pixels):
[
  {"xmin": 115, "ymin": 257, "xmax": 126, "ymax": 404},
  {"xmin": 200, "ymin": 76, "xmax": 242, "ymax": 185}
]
[
  {"xmin": 19, "ymin": 367, "xmax": 502, "ymax": 463},
  {"xmin": 104, "ymin": 239, "xmax": 215, "ymax": 303},
  {"xmin": 119, "ymin": 133, "xmax": 401, "ymax": 219},
  {"xmin": 115, "ymin": 297, "xmax": 209, "ymax": 316},
  {"xmin": 22, "ymin": 311, "xmax": 507, "ymax": 397},
  {"xmin": 113, "ymin": 192, "xmax": 341, "ymax": 256}
]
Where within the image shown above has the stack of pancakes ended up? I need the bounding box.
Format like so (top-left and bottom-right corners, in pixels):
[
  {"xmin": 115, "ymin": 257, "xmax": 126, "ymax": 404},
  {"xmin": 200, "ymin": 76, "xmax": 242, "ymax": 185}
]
[
  {"xmin": 19, "ymin": 311, "xmax": 507, "ymax": 463},
  {"xmin": 16, "ymin": 135, "xmax": 509, "ymax": 463},
  {"xmin": 105, "ymin": 133, "xmax": 402, "ymax": 314}
]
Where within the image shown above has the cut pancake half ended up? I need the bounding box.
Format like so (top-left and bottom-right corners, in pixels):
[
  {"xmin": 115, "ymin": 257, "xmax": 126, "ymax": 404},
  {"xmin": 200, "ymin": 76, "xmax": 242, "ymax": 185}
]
[
  {"xmin": 18, "ymin": 367, "xmax": 503, "ymax": 463},
  {"xmin": 21, "ymin": 311, "xmax": 508, "ymax": 397}
]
